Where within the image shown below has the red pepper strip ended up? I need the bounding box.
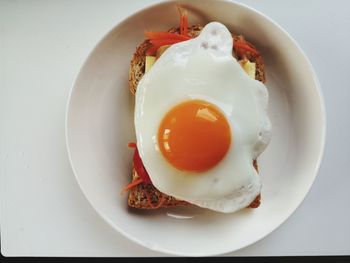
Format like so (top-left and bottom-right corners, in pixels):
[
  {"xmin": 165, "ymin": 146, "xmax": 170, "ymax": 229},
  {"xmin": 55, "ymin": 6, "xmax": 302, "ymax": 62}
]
[
  {"xmin": 150, "ymin": 38, "xmax": 187, "ymax": 47},
  {"xmin": 248, "ymin": 194, "xmax": 261, "ymax": 208},
  {"xmin": 146, "ymin": 38, "xmax": 189, "ymax": 56},
  {"xmin": 145, "ymin": 31, "xmax": 190, "ymax": 41},
  {"xmin": 145, "ymin": 191, "xmax": 166, "ymax": 209},
  {"xmin": 177, "ymin": 5, "xmax": 188, "ymax": 36},
  {"xmin": 234, "ymin": 41, "xmax": 260, "ymax": 57},
  {"xmin": 128, "ymin": 142, "xmax": 136, "ymax": 148},
  {"xmin": 182, "ymin": 15, "xmax": 188, "ymax": 36},
  {"xmin": 145, "ymin": 45, "xmax": 159, "ymax": 56},
  {"xmin": 128, "ymin": 142, "xmax": 152, "ymax": 183},
  {"xmin": 121, "ymin": 178, "xmax": 143, "ymax": 194}
]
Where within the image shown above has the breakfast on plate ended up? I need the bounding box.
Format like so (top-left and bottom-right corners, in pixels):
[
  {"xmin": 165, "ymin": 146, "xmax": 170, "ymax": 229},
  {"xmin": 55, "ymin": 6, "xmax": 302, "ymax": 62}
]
[{"xmin": 123, "ymin": 6, "xmax": 271, "ymax": 213}]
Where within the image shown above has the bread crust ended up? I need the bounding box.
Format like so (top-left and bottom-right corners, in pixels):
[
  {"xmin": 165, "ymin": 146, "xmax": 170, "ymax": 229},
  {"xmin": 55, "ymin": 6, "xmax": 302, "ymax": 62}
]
[
  {"xmin": 127, "ymin": 26, "xmax": 265, "ymax": 210},
  {"xmin": 128, "ymin": 168, "xmax": 190, "ymax": 209}
]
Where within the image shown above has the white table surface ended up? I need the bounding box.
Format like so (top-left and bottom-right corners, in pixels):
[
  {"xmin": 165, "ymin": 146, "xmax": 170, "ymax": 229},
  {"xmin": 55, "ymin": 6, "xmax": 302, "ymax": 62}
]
[{"xmin": 1, "ymin": 0, "xmax": 350, "ymax": 257}]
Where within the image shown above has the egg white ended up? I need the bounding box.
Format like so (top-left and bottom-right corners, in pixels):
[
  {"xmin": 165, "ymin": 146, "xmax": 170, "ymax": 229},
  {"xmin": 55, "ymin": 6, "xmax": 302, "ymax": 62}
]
[{"xmin": 134, "ymin": 22, "xmax": 271, "ymax": 213}]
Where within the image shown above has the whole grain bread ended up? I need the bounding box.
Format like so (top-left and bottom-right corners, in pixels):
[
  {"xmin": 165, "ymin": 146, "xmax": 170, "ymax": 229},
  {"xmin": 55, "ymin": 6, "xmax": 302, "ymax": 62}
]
[{"xmin": 127, "ymin": 26, "xmax": 265, "ymax": 209}]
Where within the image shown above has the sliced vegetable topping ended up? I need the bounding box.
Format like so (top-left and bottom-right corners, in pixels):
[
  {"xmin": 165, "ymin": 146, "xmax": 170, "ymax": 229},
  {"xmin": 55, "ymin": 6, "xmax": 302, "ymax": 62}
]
[
  {"xmin": 124, "ymin": 143, "xmax": 166, "ymax": 208},
  {"xmin": 145, "ymin": 31, "xmax": 190, "ymax": 41},
  {"xmin": 144, "ymin": 5, "xmax": 191, "ymax": 56},
  {"xmin": 128, "ymin": 142, "xmax": 152, "ymax": 184},
  {"xmin": 122, "ymin": 143, "xmax": 152, "ymax": 194},
  {"xmin": 145, "ymin": 45, "xmax": 159, "ymax": 56},
  {"xmin": 177, "ymin": 5, "xmax": 188, "ymax": 36},
  {"xmin": 145, "ymin": 32, "xmax": 191, "ymax": 55},
  {"xmin": 234, "ymin": 40, "xmax": 260, "ymax": 57},
  {"xmin": 121, "ymin": 178, "xmax": 143, "ymax": 194}
]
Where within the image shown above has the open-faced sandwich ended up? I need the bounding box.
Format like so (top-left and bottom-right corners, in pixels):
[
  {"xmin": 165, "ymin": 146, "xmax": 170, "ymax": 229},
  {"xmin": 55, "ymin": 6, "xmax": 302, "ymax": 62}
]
[{"xmin": 124, "ymin": 6, "xmax": 271, "ymax": 213}]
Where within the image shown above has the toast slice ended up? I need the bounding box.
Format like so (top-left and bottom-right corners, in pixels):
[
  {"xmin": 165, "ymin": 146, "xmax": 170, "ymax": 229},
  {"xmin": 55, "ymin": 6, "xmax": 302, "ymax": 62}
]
[{"xmin": 127, "ymin": 26, "xmax": 265, "ymax": 209}]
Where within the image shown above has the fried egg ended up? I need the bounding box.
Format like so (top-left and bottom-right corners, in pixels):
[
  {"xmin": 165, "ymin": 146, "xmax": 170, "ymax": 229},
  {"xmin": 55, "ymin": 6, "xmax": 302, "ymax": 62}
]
[{"xmin": 134, "ymin": 22, "xmax": 271, "ymax": 213}]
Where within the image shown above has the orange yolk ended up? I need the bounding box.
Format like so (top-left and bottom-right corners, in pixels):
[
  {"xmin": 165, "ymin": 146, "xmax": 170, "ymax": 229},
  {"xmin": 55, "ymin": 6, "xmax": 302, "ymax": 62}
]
[{"xmin": 158, "ymin": 100, "xmax": 231, "ymax": 172}]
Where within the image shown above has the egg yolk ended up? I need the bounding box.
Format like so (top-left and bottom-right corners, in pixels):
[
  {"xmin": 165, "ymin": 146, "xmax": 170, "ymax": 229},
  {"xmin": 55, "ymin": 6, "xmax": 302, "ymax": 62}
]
[{"xmin": 158, "ymin": 100, "xmax": 231, "ymax": 172}]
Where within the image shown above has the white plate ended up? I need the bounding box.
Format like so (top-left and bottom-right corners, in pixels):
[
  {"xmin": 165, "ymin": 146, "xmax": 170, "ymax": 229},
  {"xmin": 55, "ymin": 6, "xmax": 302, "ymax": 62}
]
[{"xmin": 65, "ymin": 0, "xmax": 326, "ymax": 256}]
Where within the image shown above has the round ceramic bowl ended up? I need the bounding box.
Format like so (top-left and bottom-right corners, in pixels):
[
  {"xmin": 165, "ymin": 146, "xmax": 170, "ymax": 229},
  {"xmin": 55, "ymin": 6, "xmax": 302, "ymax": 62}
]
[{"xmin": 66, "ymin": 0, "xmax": 326, "ymax": 256}]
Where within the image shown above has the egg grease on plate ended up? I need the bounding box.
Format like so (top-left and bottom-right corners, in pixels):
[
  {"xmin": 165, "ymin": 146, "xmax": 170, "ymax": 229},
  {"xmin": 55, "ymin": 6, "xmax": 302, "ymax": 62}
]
[{"xmin": 134, "ymin": 22, "xmax": 271, "ymax": 213}]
